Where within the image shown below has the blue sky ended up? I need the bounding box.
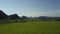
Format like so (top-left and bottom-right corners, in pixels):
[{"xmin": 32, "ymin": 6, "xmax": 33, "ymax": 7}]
[{"xmin": 0, "ymin": 0, "xmax": 60, "ymax": 17}]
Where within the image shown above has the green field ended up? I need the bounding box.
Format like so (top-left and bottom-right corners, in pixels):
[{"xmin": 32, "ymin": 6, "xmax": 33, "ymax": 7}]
[{"xmin": 0, "ymin": 20, "xmax": 60, "ymax": 34}]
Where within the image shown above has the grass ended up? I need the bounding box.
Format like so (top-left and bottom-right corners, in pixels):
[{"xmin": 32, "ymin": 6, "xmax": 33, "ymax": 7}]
[{"xmin": 0, "ymin": 20, "xmax": 60, "ymax": 34}]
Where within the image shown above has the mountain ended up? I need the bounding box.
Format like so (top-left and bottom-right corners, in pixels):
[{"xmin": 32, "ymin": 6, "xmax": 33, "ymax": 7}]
[
  {"xmin": 0, "ymin": 10, "xmax": 8, "ymax": 20},
  {"xmin": 21, "ymin": 16, "xmax": 28, "ymax": 20},
  {"xmin": 37, "ymin": 16, "xmax": 60, "ymax": 21},
  {"xmin": 8, "ymin": 14, "xmax": 20, "ymax": 19}
]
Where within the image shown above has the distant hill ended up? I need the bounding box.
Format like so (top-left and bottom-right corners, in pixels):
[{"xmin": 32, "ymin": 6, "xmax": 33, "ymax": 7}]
[
  {"xmin": 0, "ymin": 10, "xmax": 20, "ymax": 20},
  {"xmin": 8, "ymin": 14, "xmax": 20, "ymax": 19},
  {"xmin": 0, "ymin": 10, "xmax": 8, "ymax": 20},
  {"xmin": 0, "ymin": 10, "xmax": 60, "ymax": 21},
  {"xmin": 21, "ymin": 16, "xmax": 28, "ymax": 20},
  {"xmin": 37, "ymin": 16, "xmax": 60, "ymax": 21}
]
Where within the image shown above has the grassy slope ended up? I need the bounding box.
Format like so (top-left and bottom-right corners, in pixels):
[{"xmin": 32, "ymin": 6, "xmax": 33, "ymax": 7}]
[{"xmin": 0, "ymin": 21, "xmax": 60, "ymax": 34}]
